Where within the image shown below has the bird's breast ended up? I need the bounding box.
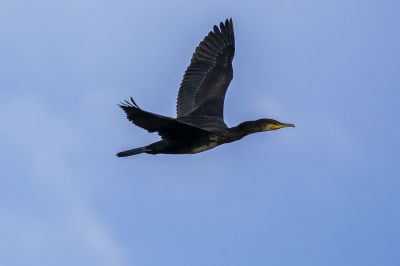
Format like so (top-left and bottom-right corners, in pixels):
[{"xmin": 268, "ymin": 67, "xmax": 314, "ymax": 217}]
[{"xmin": 189, "ymin": 141, "xmax": 220, "ymax": 154}]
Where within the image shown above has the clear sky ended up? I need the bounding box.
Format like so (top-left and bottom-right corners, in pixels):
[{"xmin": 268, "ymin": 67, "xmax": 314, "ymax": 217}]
[{"xmin": 1, "ymin": 0, "xmax": 399, "ymax": 265}]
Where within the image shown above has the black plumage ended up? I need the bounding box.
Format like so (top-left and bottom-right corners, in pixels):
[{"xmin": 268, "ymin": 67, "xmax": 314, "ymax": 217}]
[{"xmin": 117, "ymin": 19, "xmax": 294, "ymax": 157}]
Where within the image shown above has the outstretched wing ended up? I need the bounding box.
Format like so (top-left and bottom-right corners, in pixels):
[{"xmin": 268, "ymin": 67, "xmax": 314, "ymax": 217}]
[
  {"xmin": 176, "ymin": 18, "xmax": 235, "ymax": 125},
  {"xmin": 119, "ymin": 98, "xmax": 210, "ymax": 140}
]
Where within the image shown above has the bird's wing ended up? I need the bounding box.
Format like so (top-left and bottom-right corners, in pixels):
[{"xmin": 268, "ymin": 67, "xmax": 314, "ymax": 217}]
[
  {"xmin": 176, "ymin": 19, "xmax": 235, "ymax": 125},
  {"xmin": 119, "ymin": 98, "xmax": 210, "ymax": 140}
]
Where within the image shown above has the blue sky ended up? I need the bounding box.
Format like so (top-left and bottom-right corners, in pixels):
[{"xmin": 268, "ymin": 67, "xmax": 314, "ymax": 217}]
[{"xmin": 1, "ymin": 0, "xmax": 399, "ymax": 265}]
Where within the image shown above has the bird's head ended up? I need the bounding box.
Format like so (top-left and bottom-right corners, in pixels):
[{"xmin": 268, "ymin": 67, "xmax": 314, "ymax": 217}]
[
  {"xmin": 258, "ymin": 119, "xmax": 295, "ymax": 131},
  {"xmin": 235, "ymin": 119, "xmax": 295, "ymax": 136}
]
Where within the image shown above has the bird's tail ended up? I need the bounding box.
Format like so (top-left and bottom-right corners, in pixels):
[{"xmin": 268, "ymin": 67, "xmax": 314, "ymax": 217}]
[{"xmin": 116, "ymin": 147, "xmax": 147, "ymax": 157}]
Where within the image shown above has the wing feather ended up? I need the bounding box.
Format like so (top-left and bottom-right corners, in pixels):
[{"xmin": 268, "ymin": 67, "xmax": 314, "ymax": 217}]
[
  {"xmin": 176, "ymin": 18, "xmax": 235, "ymax": 127},
  {"xmin": 119, "ymin": 99, "xmax": 209, "ymax": 140}
]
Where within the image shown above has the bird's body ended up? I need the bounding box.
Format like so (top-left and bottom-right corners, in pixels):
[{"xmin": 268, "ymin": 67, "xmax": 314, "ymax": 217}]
[{"xmin": 117, "ymin": 19, "xmax": 294, "ymax": 157}]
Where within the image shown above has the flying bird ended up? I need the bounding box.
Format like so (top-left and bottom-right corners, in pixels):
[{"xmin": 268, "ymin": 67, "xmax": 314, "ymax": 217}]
[{"xmin": 117, "ymin": 18, "xmax": 294, "ymax": 157}]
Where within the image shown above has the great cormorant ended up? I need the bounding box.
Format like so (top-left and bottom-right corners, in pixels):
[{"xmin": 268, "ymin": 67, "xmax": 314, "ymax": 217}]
[{"xmin": 117, "ymin": 19, "xmax": 294, "ymax": 157}]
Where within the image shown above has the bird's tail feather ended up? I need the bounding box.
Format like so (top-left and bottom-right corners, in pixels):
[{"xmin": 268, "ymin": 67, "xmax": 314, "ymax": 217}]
[{"xmin": 116, "ymin": 147, "xmax": 147, "ymax": 157}]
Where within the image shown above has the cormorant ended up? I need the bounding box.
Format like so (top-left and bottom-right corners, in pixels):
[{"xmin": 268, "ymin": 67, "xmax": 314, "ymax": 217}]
[{"xmin": 117, "ymin": 18, "xmax": 294, "ymax": 157}]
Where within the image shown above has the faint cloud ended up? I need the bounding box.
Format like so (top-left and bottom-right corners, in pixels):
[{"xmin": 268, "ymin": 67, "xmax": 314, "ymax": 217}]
[{"xmin": 0, "ymin": 96, "xmax": 129, "ymax": 266}]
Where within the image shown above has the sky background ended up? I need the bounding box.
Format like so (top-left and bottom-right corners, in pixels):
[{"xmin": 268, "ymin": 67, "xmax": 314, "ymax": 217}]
[{"xmin": 1, "ymin": 0, "xmax": 399, "ymax": 265}]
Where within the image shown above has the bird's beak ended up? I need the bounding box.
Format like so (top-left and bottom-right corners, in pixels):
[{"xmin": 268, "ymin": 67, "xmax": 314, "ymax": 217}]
[
  {"xmin": 280, "ymin": 123, "xmax": 295, "ymax": 128},
  {"xmin": 267, "ymin": 122, "xmax": 295, "ymax": 131}
]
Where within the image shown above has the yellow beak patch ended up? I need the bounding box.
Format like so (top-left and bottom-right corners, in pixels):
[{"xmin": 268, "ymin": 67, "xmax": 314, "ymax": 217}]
[{"xmin": 267, "ymin": 124, "xmax": 283, "ymax": 131}]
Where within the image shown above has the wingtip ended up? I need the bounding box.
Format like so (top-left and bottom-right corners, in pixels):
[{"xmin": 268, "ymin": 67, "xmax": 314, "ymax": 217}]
[
  {"xmin": 223, "ymin": 18, "xmax": 233, "ymax": 25},
  {"xmin": 213, "ymin": 25, "xmax": 219, "ymax": 34},
  {"xmin": 130, "ymin": 97, "xmax": 139, "ymax": 108},
  {"xmin": 117, "ymin": 97, "xmax": 141, "ymax": 110}
]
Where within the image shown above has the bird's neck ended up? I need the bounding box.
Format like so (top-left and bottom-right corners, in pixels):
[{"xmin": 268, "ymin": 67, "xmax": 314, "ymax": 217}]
[{"xmin": 229, "ymin": 120, "xmax": 264, "ymax": 138}]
